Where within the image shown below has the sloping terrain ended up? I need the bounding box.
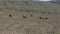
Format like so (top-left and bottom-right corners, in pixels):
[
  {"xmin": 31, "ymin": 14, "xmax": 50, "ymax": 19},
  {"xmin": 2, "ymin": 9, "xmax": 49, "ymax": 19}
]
[{"xmin": 0, "ymin": 1, "xmax": 60, "ymax": 34}]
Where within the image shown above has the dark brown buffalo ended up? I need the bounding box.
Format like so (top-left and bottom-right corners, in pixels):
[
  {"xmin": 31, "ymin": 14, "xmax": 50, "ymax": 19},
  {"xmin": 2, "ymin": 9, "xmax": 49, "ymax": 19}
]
[
  {"xmin": 45, "ymin": 17, "xmax": 48, "ymax": 19},
  {"xmin": 31, "ymin": 14, "xmax": 33, "ymax": 17},
  {"xmin": 23, "ymin": 15, "xmax": 27, "ymax": 18},
  {"xmin": 9, "ymin": 14, "xmax": 12, "ymax": 17},
  {"xmin": 39, "ymin": 17, "xmax": 44, "ymax": 19}
]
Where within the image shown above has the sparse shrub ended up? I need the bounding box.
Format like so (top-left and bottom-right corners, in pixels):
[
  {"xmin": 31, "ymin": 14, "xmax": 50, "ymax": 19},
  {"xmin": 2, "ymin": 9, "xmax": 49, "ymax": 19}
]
[
  {"xmin": 6, "ymin": 6, "xmax": 15, "ymax": 10},
  {"xmin": 0, "ymin": 8, "xmax": 2, "ymax": 11},
  {"xmin": 40, "ymin": 11, "xmax": 47, "ymax": 14},
  {"xmin": 24, "ymin": 1, "xmax": 29, "ymax": 5},
  {"xmin": 1, "ymin": 1, "xmax": 8, "ymax": 6},
  {"xmin": 20, "ymin": 9, "xmax": 23, "ymax": 11},
  {"xmin": 47, "ymin": 12, "xmax": 52, "ymax": 15},
  {"xmin": 35, "ymin": 10, "xmax": 38, "ymax": 13},
  {"xmin": 10, "ymin": 1, "xmax": 13, "ymax": 4},
  {"xmin": 25, "ymin": 9, "xmax": 30, "ymax": 12},
  {"xmin": 6, "ymin": 7, "xmax": 10, "ymax": 10},
  {"xmin": 31, "ymin": 10, "xmax": 35, "ymax": 13},
  {"xmin": 53, "ymin": 12, "xmax": 58, "ymax": 15}
]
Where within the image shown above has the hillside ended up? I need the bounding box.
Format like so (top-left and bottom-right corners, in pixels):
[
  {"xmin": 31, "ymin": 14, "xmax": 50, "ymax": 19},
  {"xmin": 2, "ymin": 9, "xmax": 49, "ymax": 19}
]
[{"xmin": 0, "ymin": 0, "xmax": 60, "ymax": 34}]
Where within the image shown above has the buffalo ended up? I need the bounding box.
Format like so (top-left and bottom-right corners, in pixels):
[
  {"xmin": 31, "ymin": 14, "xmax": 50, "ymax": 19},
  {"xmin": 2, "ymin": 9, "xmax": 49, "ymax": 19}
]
[
  {"xmin": 45, "ymin": 17, "xmax": 48, "ymax": 19},
  {"xmin": 39, "ymin": 17, "xmax": 44, "ymax": 19},
  {"xmin": 31, "ymin": 14, "xmax": 33, "ymax": 17},
  {"xmin": 9, "ymin": 14, "xmax": 12, "ymax": 17},
  {"xmin": 23, "ymin": 15, "xmax": 27, "ymax": 18}
]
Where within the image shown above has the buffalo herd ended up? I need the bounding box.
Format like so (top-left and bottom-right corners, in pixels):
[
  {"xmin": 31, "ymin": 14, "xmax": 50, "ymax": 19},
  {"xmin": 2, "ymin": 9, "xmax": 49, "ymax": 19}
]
[{"xmin": 9, "ymin": 14, "xmax": 48, "ymax": 20}]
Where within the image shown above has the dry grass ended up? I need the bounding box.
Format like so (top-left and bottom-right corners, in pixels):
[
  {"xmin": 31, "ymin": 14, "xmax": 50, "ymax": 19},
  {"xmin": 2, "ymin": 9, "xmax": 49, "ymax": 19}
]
[{"xmin": 0, "ymin": 10, "xmax": 60, "ymax": 34}]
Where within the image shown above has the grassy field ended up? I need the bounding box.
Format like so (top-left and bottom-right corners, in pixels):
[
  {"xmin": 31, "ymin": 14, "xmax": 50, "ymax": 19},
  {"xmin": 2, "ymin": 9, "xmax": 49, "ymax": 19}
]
[{"xmin": 0, "ymin": 1, "xmax": 60, "ymax": 34}]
